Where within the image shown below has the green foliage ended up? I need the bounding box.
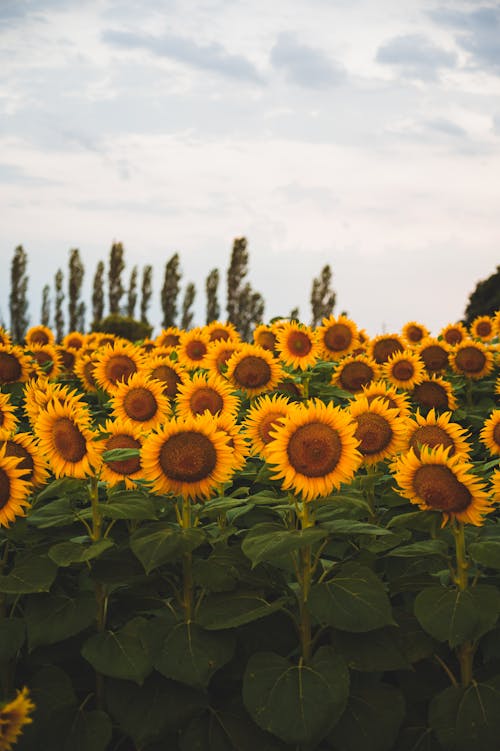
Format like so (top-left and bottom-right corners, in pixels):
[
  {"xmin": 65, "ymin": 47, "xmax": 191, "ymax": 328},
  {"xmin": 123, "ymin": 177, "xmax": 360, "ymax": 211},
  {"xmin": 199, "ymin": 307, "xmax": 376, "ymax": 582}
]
[
  {"xmin": 226, "ymin": 237, "xmax": 265, "ymax": 339},
  {"xmin": 161, "ymin": 252, "xmax": 181, "ymax": 327},
  {"xmin": 181, "ymin": 281, "xmax": 196, "ymax": 330},
  {"xmin": 91, "ymin": 260, "xmax": 105, "ymax": 326},
  {"xmin": 40, "ymin": 284, "xmax": 50, "ymax": 328},
  {"xmin": 68, "ymin": 248, "xmax": 85, "ymax": 332},
  {"xmin": 108, "ymin": 242, "xmax": 125, "ymax": 315},
  {"xmin": 54, "ymin": 268, "xmax": 65, "ymax": 342},
  {"xmin": 126, "ymin": 264, "xmax": 138, "ymax": 318},
  {"xmin": 91, "ymin": 313, "xmax": 152, "ymax": 341},
  {"xmin": 9, "ymin": 244, "xmax": 29, "ymax": 342},
  {"xmin": 206, "ymin": 267, "xmax": 220, "ymax": 324},
  {"xmin": 140, "ymin": 263, "xmax": 153, "ymax": 324},
  {"xmin": 311, "ymin": 263, "xmax": 336, "ymax": 327},
  {"xmin": 463, "ymin": 265, "xmax": 500, "ymax": 324}
]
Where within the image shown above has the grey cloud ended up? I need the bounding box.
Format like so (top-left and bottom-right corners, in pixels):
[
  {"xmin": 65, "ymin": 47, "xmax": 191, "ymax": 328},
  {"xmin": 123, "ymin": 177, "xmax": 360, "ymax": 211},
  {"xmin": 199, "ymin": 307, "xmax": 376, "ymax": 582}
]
[
  {"xmin": 102, "ymin": 28, "xmax": 262, "ymax": 83},
  {"xmin": 431, "ymin": 5, "xmax": 500, "ymax": 74},
  {"xmin": 376, "ymin": 34, "xmax": 457, "ymax": 81},
  {"xmin": 270, "ymin": 32, "xmax": 346, "ymax": 88},
  {"xmin": 0, "ymin": 163, "xmax": 59, "ymax": 185},
  {"xmin": 424, "ymin": 118, "xmax": 467, "ymax": 138}
]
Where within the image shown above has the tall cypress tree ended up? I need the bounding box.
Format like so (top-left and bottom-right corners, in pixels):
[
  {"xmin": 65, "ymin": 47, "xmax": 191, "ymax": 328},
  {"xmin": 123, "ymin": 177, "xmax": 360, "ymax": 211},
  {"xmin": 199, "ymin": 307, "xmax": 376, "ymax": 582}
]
[
  {"xmin": 108, "ymin": 242, "xmax": 125, "ymax": 315},
  {"xmin": 92, "ymin": 261, "xmax": 105, "ymax": 326},
  {"xmin": 41, "ymin": 285, "xmax": 51, "ymax": 328},
  {"xmin": 161, "ymin": 253, "xmax": 181, "ymax": 328},
  {"xmin": 127, "ymin": 266, "xmax": 138, "ymax": 318},
  {"xmin": 205, "ymin": 268, "xmax": 220, "ymax": 324},
  {"xmin": 310, "ymin": 264, "xmax": 336, "ymax": 328},
  {"xmin": 238, "ymin": 284, "xmax": 265, "ymax": 342},
  {"xmin": 181, "ymin": 283, "xmax": 196, "ymax": 330},
  {"xmin": 140, "ymin": 265, "xmax": 153, "ymax": 325},
  {"xmin": 9, "ymin": 245, "xmax": 29, "ymax": 343},
  {"xmin": 226, "ymin": 237, "xmax": 248, "ymax": 327},
  {"xmin": 54, "ymin": 269, "xmax": 65, "ymax": 342},
  {"xmin": 68, "ymin": 248, "xmax": 85, "ymax": 332}
]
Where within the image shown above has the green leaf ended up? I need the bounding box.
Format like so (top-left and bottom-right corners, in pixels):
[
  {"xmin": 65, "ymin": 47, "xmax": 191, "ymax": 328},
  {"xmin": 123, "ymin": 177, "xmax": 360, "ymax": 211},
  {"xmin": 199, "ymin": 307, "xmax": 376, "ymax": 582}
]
[
  {"xmin": 469, "ymin": 541, "xmax": 500, "ymax": 569},
  {"xmin": 429, "ymin": 678, "xmax": 500, "ymax": 751},
  {"xmin": 98, "ymin": 492, "xmax": 157, "ymax": 520},
  {"xmin": 180, "ymin": 708, "xmax": 285, "ymax": 751},
  {"xmin": 332, "ymin": 629, "xmax": 410, "ymax": 672},
  {"xmin": 414, "ymin": 585, "xmax": 500, "ymax": 647},
  {"xmin": 34, "ymin": 477, "xmax": 84, "ymax": 502},
  {"xmin": 58, "ymin": 709, "xmax": 112, "ymax": 751},
  {"xmin": 0, "ymin": 618, "xmax": 25, "ymax": 660},
  {"xmin": 197, "ymin": 591, "xmax": 287, "ymax": 630},
  {"xmin": 319, "ymin": 519, "xmax": 391, "ymax": 536},
  {"xmin": 387, "ymin": 540, "xmax": 449, "ymax": 558},
  {"xmin": 155, "ymin": 621, "xmax": 235, "ymax": 688},
  {"xmin": 329, "ymin": 682, "xmax": 406, "ymax": 751},
  {"xmin": 81, "ymin": 617, "xmax": 153, "ymax": 684},
  {"xmin": 48, "ymin": 539, "xmax": 114, "ymax": 566},
  {"xmin": 309, "ymin": 563, "xmax": 395, "ymax": 632},
  {"xmin": 241, "ymin": 522, "xmax": 328, "ymax": 568},
  {"xmin": 192, "ymin": 546, "xmax": 245, "ymax": 593},
  {"xmin": 243, "ymin": 646, "xmax": 349, "ymax": 746},
  {"xmin": 27, "ymin": 498, "xmax": 81, "ymax": 528},
  {"xmin": 25, "ymin": 592, "xmax": 97, "ymax": 650},
  {"xmin": 102, "ymin": 447, "xmax": 140, "ymax": 462},
  {"xmin": 130, "ymin": 524, "xmax": 206, "ymax": 574},
  {"xmin": 0, "ymin": 554, "xmax": 57, "ymax": 594}
]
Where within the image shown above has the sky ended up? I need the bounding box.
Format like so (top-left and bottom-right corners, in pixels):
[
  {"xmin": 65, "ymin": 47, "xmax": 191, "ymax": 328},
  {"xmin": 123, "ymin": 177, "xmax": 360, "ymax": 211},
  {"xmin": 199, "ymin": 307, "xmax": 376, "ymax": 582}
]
[{"xmin": 1, "ymin": 0, "xmax": 499, "ymax": 337}]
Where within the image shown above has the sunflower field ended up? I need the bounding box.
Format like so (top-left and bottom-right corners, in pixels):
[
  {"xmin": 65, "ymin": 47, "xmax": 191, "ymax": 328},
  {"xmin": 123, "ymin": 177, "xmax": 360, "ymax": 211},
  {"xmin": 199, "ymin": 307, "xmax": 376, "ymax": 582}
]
[{"xmin": 1, "ymin": 313, "xmax": 500, "ymax": 751}]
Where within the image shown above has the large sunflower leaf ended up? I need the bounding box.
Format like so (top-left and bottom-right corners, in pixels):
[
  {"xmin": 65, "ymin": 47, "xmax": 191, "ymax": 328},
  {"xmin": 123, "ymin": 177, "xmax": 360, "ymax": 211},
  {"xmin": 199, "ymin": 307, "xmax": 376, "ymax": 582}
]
[
  {"xmin": 48, "ymin": 538, "xmax": 114, "ymax": 566},
  {"xmin": 25, "ymin": 592, "xmax": 97, "ymax": 650},
  {"xmin": 197, "ymin": 591, "xmax": 287, "ymax": 630},
  {"xmin": 130, "ymin": 523, "xmax": 206, "ymax": 573},
  {"xmin": 241, "ymin": 522, "xmax": 328, "ymax": 568},
  {"xmin": 81, "ymin": 616, "xmax": 153, "ymax": 685},
  {"xmin": 0, "ymin": 554, "xmax": 57, "ymax": 594},
  {"xmin": 0, "ymin": 617, "xmax": 25, "ymax": 660}
]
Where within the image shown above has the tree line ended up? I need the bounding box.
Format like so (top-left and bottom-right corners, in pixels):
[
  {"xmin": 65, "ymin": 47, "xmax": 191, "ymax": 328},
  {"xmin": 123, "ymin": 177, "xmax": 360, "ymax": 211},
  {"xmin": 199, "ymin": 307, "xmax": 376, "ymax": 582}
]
[{"xmin": 6, "ymin": 239, "xmax": 337, "ymax": 342}]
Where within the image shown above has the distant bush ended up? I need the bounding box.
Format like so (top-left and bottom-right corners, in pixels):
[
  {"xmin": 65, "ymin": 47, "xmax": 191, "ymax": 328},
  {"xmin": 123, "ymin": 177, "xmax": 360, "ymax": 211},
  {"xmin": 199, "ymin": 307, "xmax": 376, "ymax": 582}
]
[{"xmin": 91, "ymin": 313, "xmax": 153, "ymax": 342}]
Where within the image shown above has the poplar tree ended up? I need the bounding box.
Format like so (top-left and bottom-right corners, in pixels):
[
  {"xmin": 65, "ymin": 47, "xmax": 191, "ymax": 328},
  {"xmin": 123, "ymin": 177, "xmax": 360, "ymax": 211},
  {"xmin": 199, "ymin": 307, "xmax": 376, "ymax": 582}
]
[
  {"xmin": 181, "ymin": 283, "xmax": 196, "ymax": 330},
  {"xmin": 9, "ymin": 245, "xmax": 29, "ymax": 343},
  {"xmin": 41, "ymin": 285, "xmax": 51, "ymax": 328},
  {"xmin": 238, "ymin": 284, "xmax": 265, "ymax": 342},
  {"xmin": 92, "ymin": 261, "xmax": 105, "ymax": 326},
  {"xmin": 161, "ymin": 253, "xmax": 181, "ymax": 328},
  {"xmin": 109, "ymin": 242, "xmax": 125, "ymax": 315},
  {"xmin": 127, "ymin": 266, "xmax": 138, "ymax": 318},
  {"xmin": 140, "ymin": 265, "xmax": 153, "ymax": 325},
  {"xmin": 68, "ymin": 248, "xmax": 85, "ymax": 332},
  {"xmin": 205, "ymin": 268, "xmax": 220, "ymax": 324},
  {"xmin": 310, "ymin": 264, "xmax": 336, "ymax": 328},
  {"xmin": 226, "ymin": 237, "xmax": 248, "ymax": 326},
  {"xmin": 54, "ymin": 269, "xmax": 65, "ymax": 342}
]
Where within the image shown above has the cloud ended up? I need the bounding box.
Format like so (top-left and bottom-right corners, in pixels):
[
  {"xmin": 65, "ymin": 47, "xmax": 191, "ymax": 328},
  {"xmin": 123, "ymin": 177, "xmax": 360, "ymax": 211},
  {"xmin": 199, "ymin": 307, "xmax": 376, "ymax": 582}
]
[
  {"xmin": 431, "ymin": 5, "xmax": 500, "ymax": 74},
  {"xmin": 376, "ymin": 33, "xmax": 457, "ymax": 81},
  {"xmin": 270, "ymin": 32, "xmax": 346, "ymax": 88},
  {"xmin": 424, "ymin": 118, "xmax": 467, "ymax": 138},
  {"xmin": 102, "ymin": 28, "xmax": 262, "ymax": 83},
  {"xmin": 0, "ymin": 163, "xmax": 58, "ymax": 185}
]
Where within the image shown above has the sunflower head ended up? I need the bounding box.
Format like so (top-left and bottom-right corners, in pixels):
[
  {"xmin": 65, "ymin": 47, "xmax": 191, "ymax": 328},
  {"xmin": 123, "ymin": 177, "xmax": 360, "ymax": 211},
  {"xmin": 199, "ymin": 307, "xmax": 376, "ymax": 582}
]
[
  {"xmin": 411, "ymin": 374, "xmax": 458, "ymax": 413},
  {"xmin": 2, "ymin": 432, "xmax": 49, "ymax": 488},
  {"xmin": 361, "ymin": 379, "xmax": 411, "ymax": 418},
  {"xmin": 110, "ymin": 371, "xmax": 171, "ymax": 432},
  {"xmin": 177, "ymin": 328, "xmax": 211, "ymax": 370},
  {"xmin": 0, "ymin": 443, "xmax": 32, "ymax": 527},
  {"xmin": 401, "ymin": 321, "xmax": 429, "ymax": 347},
  {"xmin": 0, "ymin": 345, "xmax": 31, "ymax": 385},
  {"xmin": 0, "ymin": 327, "xmax": 12, "ymax": 347},
  {"xmin": 479, "ymin": 410, "xmax": 500, "ymax": 456},
  {"xmin": 470, "ymin": 315, "xmax": 495, "ymax": 341},
  {"xmin": 417, "ymin": 337, "xmax": 451, "ymax": 374},
  {"xmin": 317, "ymin": 315, "xmax": 359, "ymax": 360},
  {"xmin": 0, "ymin": 394, "xmax": 19, "ymax": 439},
  {"xmin": 204, "ymin": 341, "xmax": 240, "ymax": 377},
  {"xmin": 382, "ymin": 349, "xmax": 425, "ymax": 391},
  {"xmin": 253, "ymin": 324, "xmax": 278, "ymax": 352},
  {"xmin": 451, "ymin": 339, "xmax": 494, "ymax": 380},
  {"xmin": 331, "ymin": 354, "xmax": 380, "ymax": 394},
  {"xmin": 403, "ymin": 409, "xmax": 472, "ymax": 459},
  {"xmin": 276, "ymin": 322, "xmax": 320, "ymax": 371},
  {"xmin": 440, "ymin": 322, "xmax": 468, "ymax": 347},
  {"xmin": 143, "ymin": 355, "xmax": 186, "ymax": 398},
  {"xmin": 369, "ymin": 334, "xmax": 405, "ymax": 365},
  {"xmin": 225, "ymin": 343, "xmax": 283, "ymax": 397},
  {"xmin": 175, "ymin": 371, "xmax": 239, "ymax": 420},
  {"xmin": 204, "ymin": 321, "xmax": 240, "ymax": 343},
  {"xmin": 62, "ymin": 331, "xmax": 86, "ymax": 350},
  {"xmin": 348, "ymin": 396, "xmax": 406, "ymax": 465},
  {"xmin": 74, "ymin": 353, "xmax": 99, "ymax": 393},
  {"xmin": 98, "ymin": 419, "xmax": 143, "ymax": 489},
  {"xmin": 93, "ymin": 341, "xmax": 145, "ymax": 393},
  {"xmin": 27, "ymin": 344, "xmax": 62, "ymax": 379},
  {"xmin": 243, "ymin": 393, "xmax": 292, "ymax": 456},
  {"xmin": 155, "ymin": 327, "xmax": 182, "ymax": 349},
  {"xmin": 25, "ymin": 324, "xmax": 55, "ymax": 347}
]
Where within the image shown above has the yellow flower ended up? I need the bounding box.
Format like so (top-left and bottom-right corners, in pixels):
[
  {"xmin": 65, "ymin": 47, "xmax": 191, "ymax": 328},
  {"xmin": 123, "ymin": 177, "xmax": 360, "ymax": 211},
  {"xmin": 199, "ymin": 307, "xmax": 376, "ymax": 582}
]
[
  {"xmin": 212, "ymin": 414, "xmax": 249, "ymax": 471},
  {"xmin": 110, "ymin": 372, "xmax": 171, "ymax": 433},
  {"xmin": 253, "ymin": 324, "xmax": 278, "ymax": 352},
  {"xmin": 401, "ymin": 320, "xmax": 429, "ymax": 347},
  {"xmin": 142, "ymin": 354, "xmax": 186, "ymax": 399},
  {"xmin": 369, "ymin": 333, "xmax": 405, "ymax": 365},
  {"xmin": 175, "ymin": 372, "xmax": 239, "ymax": 420},
  {"xmin": 440, "ymin": 321, "xmax": 468, "ymax": 347},
  {"xmin": 204, "ymin": 341, "xmax": 241, "ymax": 377},
  {"xmin": 0, "ymin": 687, "xmax": 35, "ymax": 751},
  {"xmin": 0, "ymin": 345, "xmax": 31, "ymax": 386},
  {"xmin": 0, "ymin": 394, "xmax": 18, "ymax": 439},
  {"xmin": 62, "ymin": 331, "xmax": 86, "ymax": 350},
  {"xmin": 382, "ymin": 349, "xmax": 426, "ymax": 391},
  {"xmin": 176, "ymin": 328, "xmax": 211, "ymax": 370},
  {"xmin": 0, "ymin": 444, "xmax": 32, "ymax": 528},
  {"xmin": 155, "ymin": 326, "xmax": 182, "ymax": 349},
  {"xmin": 417, "ymin": 337, "xmax": 451, "ymax": 375},
  {"xmin": 276, "ymin": 322, "xmax": 320, "ymax": 371},
  {"xmin": 243, "ymin": 393, "xmax": 292, "ymax": 456},
  {"xmin": 316, "ymin": 315, "xmax": 359, "ymax": 360},
  {"xmin": 469, "ymin": 314, "xmax": 495, "ymax": 341},
  {"xmin": 361, "ymin": 379, "xmax": 411, "ymax": 419},
  {"xmin": 74, "ymin": 352, "xmax": 99, "ymax": 393},
  {"xmin": 98, "ymin": 419, "xmax": 144, "ymax": 489},
  {"xmin": 411, "ymin": 374, "xmax": 458, "ymax": 413},
  {"xmin": 27, "ymin": 343, "xmax": 62, "ymax": 379},
  {"xmin": 25, "ymin": 324, "xmax": 55, "ymax": 347},
  {"xmin": 348, "ymin": 396, "xmax": 407, "ymax": 466},
  {"xmin": 479, "ymin": 410, "xmax": 500, "ymax": 456},
  {"xmin": 93, "ymin": 341, "xmax": 145, "ymax": 394},
  {"xmin": 403, "ymin": 409, "xmax": 472, "ymax": 459},
  {"xmin": 225, "ymin": 343, "xmax": 283, "ymax": 397},
  {"xmin": 331, "ymin": 354, "xmax": 380, "ymax": 394},
  {"xmin": 450, "ymin": 339, "xmax": 494, "ymax": 380},
  {"xmin": 1, "ymin": 433, "xmax": 49, "ymax": 488},
  {"xmin": 204, "ymin": 321, "xmax": 240, "ymax": 344}
]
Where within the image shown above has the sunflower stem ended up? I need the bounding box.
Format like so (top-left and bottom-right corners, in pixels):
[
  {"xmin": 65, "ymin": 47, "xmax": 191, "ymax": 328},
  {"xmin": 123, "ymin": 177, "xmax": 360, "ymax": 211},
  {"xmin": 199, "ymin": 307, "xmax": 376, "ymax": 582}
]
[
  {"xmin": 465, "ymin": 378, "xmax": 473, "ymax": 409},
  {"xmin": 89, "ymin": 476, "xmax": 102, "ymax": 542},
  {"xmin": 452, "ymin": 519, "xmax": 474, "ymax": 687},
  {"xmin": 297, "ymin": 501, "xmax": 315, "ymax": 664},
  {"xmin": 89, "ymin": 476, "xmax": 107, "ymax": 709},
  {"xmin": 180, "ymin": 496, "xmax": 194, "ymax": 622}
]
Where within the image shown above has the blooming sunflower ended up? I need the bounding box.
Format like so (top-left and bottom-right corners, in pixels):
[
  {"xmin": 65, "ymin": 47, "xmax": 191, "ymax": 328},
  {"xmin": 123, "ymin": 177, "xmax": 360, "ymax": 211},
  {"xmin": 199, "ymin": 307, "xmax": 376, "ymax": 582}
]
[
  {"xmin": 402, "ymin": 409, "xmax": 472, "ymax": 459},
  {"xmin": 24, "ymin": 379, "xmax": 87, "ymax": 429},
  {"xmin": 204, "ymin": 321, "xmax": 240, "ymax": 343},
  {"xmin": 479, "ymin": 410, "xmax": 500, "ymax": 456},
  {"xmin": 450, "ymin": 339, "xmax": 494, "ymax": 380},
  {"xmin": 98, "ymin": 419, "xmax": 143, "ymax": 489},
  {"xmin": 316, "ymin": 315, "xmax": 359, "ymax": 360},
  {"xmin": 62, "ymin": 331, "xmax": 85, "ymax": 350},
  {"xmin": 0, "ymin": 394, "xmax": 18, "ymax": 439},
  {"xmin": 2, "ymin": 433, "xmax": 49, "ymax": 488},
  {"xmin": 175, "ymin": 371, "xmax": 239, "ymax": 420},
  {"xmin": 204, "ymin": 340, "xmax": 241, "ymax": 377},
  {"xmin": 225, "ymin": 343, "xmax": 283, "ymax": 397},
  {"xmin": 177, "ymin": 328, "xmax": 211, "ymax": 370},
  {"xmin": 491, "ymin": 468, "xmax": 500, "ymax": 502},
  {"xmin": 56, "ymin": 346, "xmax": 76, "ymax": 375},
  {"xmin": 253, "ymin": 324, "xmax": 278, "ymax": 352},
  {"xmin": 348, "ymin": 396, "xmax": 406, "ymax": 466},
  {"xmin": 34, "ymin": 400, "xmax": 101, "ymax": 479},
  {"xmin": 0, "ymin": 687, "xmax": 35, "ymax": 750},
  {"xmin": 110, "ymin": 372, "xmax": 171, "ymax": 433},
  {"xmin": 369, "ymin": 333, "xmax": 405, "ymax": 365},
  {"xmin": 155, "ymin": 327, "xmax": 182, "ymax": 349},
  {"xmin": 0, "ymin": 327, "xmax": 11, "ymax": 347},
  {"xmin": 361, "ymin": 379, "xmax": 411, "ymax": 418},
  {"xmin": 74, "ymin": 352, "xmax": 99, "ymax": 393},
  {"xmin": 382, "ymin": 349, "xmax": 426, "ymax": 391},
  {"xmin": 93, "ymin": 341, "xmax": 145, "ymax": 394},
  {"xmin": 276, "ymin": 322, "xmax": 320, "ymax": 371},
  {"xmin": 331, "ymin": 354, "xmax": 380, "ymax": 394},
  {"xmin": 27, "ymin": 343, "xmax": 62, "ymax": 379},
  {"xmin": 213, "ymin": 414, "xmax": 249, "ymax": 471},
  {"xmin": 25, "ymin": 324, "xmax": 55, "ymax": 347},
  {"xmin": 243, "ymin": 393, "xmax": 292, "ymax": 456},
  {"xmin": 401, "ymin": 321, "xmax": 429, "ymax": 347},
  {"xmin": 0, "ymin": 444, "xmax": 32, "ymax": 527},
  {"xmin": 470, "ymin": 315, "xmax": 495, "ymax": 342},
  {"xmin": 141, "ymin": 413, "xmax": 235, "ymax": 500},
  {"xmin": 0, "ymin": 345, "xmax": 31, "ymax": 386},
  {"xmin": 440, "ymin": 322, "xmax": 468, "ymax": 347},
  {"xmin": 392, "ymin": 445, "xmax": 493, "ymax": 527},
  {"xmin": 264, "ymin": 399, "xmax": 362, "ymax": 501},
  {"xmin": 417, "ymin": 337, "xmax": 451, "ymax": 375},
  {"xmin": 412, "ymin": 375, "xmax": 458, "ymax": 413},
  {"xmin": 142, "ymin": 355, "xmax": 186, "ymax": 399}
]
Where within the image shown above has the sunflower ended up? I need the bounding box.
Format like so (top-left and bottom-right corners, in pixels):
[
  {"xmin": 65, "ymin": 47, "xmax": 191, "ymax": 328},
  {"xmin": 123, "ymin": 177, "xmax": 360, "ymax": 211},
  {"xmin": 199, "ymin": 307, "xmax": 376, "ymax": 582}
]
[
  {"xmin": 175, "ymin": 372, "xmax": 239, "ymax": 420},
  {"xmin": 402, "ymin": 409, "xmax": 472, "ymax": 459},
  {"xmin": 382, "ymin": 349, "xmax": 426, "ymax": 391},
  {"xmin": 141, "ymin": 413, "xmax": 235, "ymax": 500},
  {"xmin": 491, "ymin": 468, "xmax": 500, "ymax": 502},
  {"xmin": 204, "ymin": 321, "xmax": 240, "ymax": 344},
  {"xmin": 0, "ymin": 394, "xmax": 18, "ymax": 439},
  {"xmin": 74, "ymin": 352, "xmax": 99, "ymax": 393},
  {"xmin": 155, "ymin": 327, "xmax": 182, "ymax": 349},
  {"xmin": 369, "ymin": 333, "xmax": 405, "ymax": 365},
  {"xmin": 34, "ymin": 400, "xmax": 101, "ymax": 479},
  {"xmin": 142, "ymin": 355, "xmax": 186, "ymax": 399},
  {"xmin": 0, "ymin": 687, "xmax": 35, "ymax": 750},
  {"xmin": 276, "ymin": 322, "xmax": 320, "ymax": 371},
  {"xmin": 110, "ymin": 372, "xmax": 171, "ymax": 433},
  {"xmin": 316, "ymin": 315, "xmax": 359, "ymax": 360},
  {"xmin": 25, "ymin": 324, "xmax": 55, "ymax": 347},
  {"xmin": 96, "ymin": 333, "xmax": 119, "ymax": 349},
  {"xmin": 2, "ymin": 433, "xmax": 49, "ymax": 488},
  {"xmin": 450, "ymin": 339, "xmax": 494, "ymax": 380},
  {"xmin": 470, "ymin": 315, "xmax": 495, "ymax": 342},
  {"xmin": 204, "ymin": 340, "xmax": 241, "ymax": 377},
  {"xmin": 417, "ymin": 337, "xmax": 451, "ymax": 375},
  {"xmin": 412, "ymin": 375, "xmax": 458, "ymax": 413},
  {"xmin": 213, "ymin": 414, "xmax": 249, "ymax": 471},
  {"xmin": 93, "ymin": 341, "xmax": 145, "ymax": 394},
  {"xmin": 253, "ymin": 324, "xmax": 278, "ymax": 352},
  {"xmin": 225, "ymin": 343, "xmax": 283, "ymax": 397},
  {"xmin": 331, "ymin": 354, "xmax": 380, "ymax": 394},
  {"xmin": 0, "ymin": 345, "xmax": 31, "ymax": 386},
  {"xmin": 62, "ymin": 331, "xmax": 85, "ymax": 350},
  {"xmin": 24, "ymin": 380, "xmax": 87, "ymax": 429},
  {"xmin": 27, "ymin": 343, "xmax": 62, "ymax": 379},
  {"xmin": 440, "ymin": 322, "xmax": 468, "ymax": 347},
  {"xmin": 98, "ymin": 419, "xmax": 143, "ymax": 489},
  {"xmin": 0, "ymin": 444, "xmax": 32, "ymax": 527},
  {"xmin": 361, "ymin": 379, "xmax": 411, "ymax": 418},
  {"xmin": 176, "ymin": 328, "xmax": 211, "ymax": 370},
  {"xmin": 348, "ymin": 396, "xmax": 406, "ymax": 465},
  {"xmin": 479, "ymin": 410, "xmax": 500, "ymax": 456},
  {"xmin": 0, "ymin": 327, "xmax": 11, "ymax": 347},
  {"xmin": 392, "ymin": 445, "xmax": 493, "ymax": 527},
  {"xmin": 401, "ymin": 321, "xmax": 429, "ymax": 347},
  {"xmin": 56, "ymin": 346, "xmax": 76, "ymax": 375},
  {"xmin": 264, "ymin": 399, "xmax": 362, "ymax": 501},
  {"xmin": 243, "ymin": 393, "xmax": 292, "ymax": 456}
]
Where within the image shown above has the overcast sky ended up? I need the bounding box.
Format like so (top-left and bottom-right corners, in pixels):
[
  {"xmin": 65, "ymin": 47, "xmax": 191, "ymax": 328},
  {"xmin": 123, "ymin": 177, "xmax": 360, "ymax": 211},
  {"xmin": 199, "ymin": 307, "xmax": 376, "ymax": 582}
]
[{"xmin": 1, "ymin": 0, "xmax": 499, "ymax": 337}]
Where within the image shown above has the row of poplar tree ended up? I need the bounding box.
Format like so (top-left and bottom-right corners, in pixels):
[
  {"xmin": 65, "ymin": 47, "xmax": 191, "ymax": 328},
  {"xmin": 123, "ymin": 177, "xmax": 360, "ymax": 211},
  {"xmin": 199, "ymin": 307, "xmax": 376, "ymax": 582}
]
[{"xmin": 7, "ymin": 238, "xmax": 336, "ymax": 343}]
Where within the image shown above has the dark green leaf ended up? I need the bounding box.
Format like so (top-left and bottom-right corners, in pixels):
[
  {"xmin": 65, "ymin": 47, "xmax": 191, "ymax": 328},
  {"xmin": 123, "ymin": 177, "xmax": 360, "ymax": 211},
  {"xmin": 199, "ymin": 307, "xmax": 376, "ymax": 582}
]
[
  {"xmin": 25, "ymin": 592, "xmax": 97, "ymax": 650},
  {"xmin": 81, "ymin": 617, "xmax": 153, "ymax": 684},
  {"xmin": 0, "ymin": 554, "xmax": 57, "ymax": 594},
  {"xmin": 59, "ymin": 709, "xmax": 112, "ymax": 751},
  {"xmin": 0, "ymin": 618, "xmax": 25, "ymax": 660},
  {"xmin": 332, "ymin": 629, "xmax": 410, "ymax": 672},
  {"xmin": 98, "ymin": 492, "xmax": 157, "ymax": 519},
  {"xmin": 48, "ymin": 539, "xmax": 114, "ymax": 566},
  {"xmin": 241, "ymin": 522, "xmax": 328, "ymax": 568},
  {"xmin": 180, "ymin": 708, "xmax": 285, "ymax": 751},
  {"xmin": 102, "ymin": 447, "xmax": 140, "ymax": 462},
  {"xmin": 469, "ymin": 541, "xmax": 500, "ymax": 569},
  {"xmin": 387, "ymin": 540, "xmax": 449, "ymax": 558},
  {"xmin": 27, "ymin": 498, "xmax": 81, "ymax": 528},
  {"xmin": 131, "ymin": 524, "xmax": 206, "ymax": 574},
  {"xmin": 429, "ymin": 678, "xmax": 500, "ymax": 751},
  {"xmin": 319, "ymin": 519, "xmax": 391, "ymax": 536},
  {"xmin": 34, "ymin": 477, "xmax": 84, "ymax": 503},
  {"xmin": 197, "ymin": 591, "xmax": 287, "ymax": 630}
]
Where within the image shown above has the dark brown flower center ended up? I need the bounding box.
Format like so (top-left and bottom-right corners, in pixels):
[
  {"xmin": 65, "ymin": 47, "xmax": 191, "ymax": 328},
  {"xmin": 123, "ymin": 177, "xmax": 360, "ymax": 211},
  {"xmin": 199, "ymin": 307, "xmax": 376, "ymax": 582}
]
[
  {"xmin": 455, "ymin": 346, "xmax": 486, "ymax": 374},
  {"xmin": 4, "ymin": 441, "xmax": 34, "ymax": 482},
  {"xmin": 66, "ymin": 336, "xmax": 83, "ymax": 349},
  {"xmin": 83, "ymin": 361, "xmax": 98, "ymax": 388},
  {"xmin": 123, "ymin": 387, "xmax": 158, "ymax": 421},
  {"xmin": 412, "ymin": 381, "xmax": 449, "ymax": 410},
  {"xmin": 59, "ymin": 349, "xmax": 76, "ymax": 372},
  {"xmin": 159, "ymin": 431, "xmax": 217, "ymax": 482},
  {"xmin": 354, "ymin": 413, "xmax": 393, "ymax": 455},
  {"xmin": 106, "ymin": 434, "xmax": 141, "ymax": 475},
  {"xmin": 259, "ymin": 412, "xmax": 286, "ymax": 444},
  {"xmin": 324, "ymin": 324, "xmax": 353, "ymax": 352},
  {"xmin": 339, "ymin": 362, "xmax": 374, "ymax": 392},
  {"xmin": 53, "ymin": 418, "xmax": 86, "ymax": 463},
  {"xmin": 32, "ymin": 350, "xmax": 57, "ymax": 374},
  {"xmin": 0, "ymin": 352, "xmax": 22, "ymax": 383},
  {"xmin": 104, "ymin": 355, "xmax": 138, "ymax": 385},
  {"xmin": 391, "ymin": 360, "xmax": 415, "ymax": 382},
  {"xmin": 493, "ymin": 422, "xmax": 500, "ymax": 449},
  {"xmin": 372, "ymin": 338, "xmax": 404, "ymax": 364},
  {"xmin": 0, "ymin": 467, "xmax": 10, "ymax": 510},
  {"xmin": 443, "ymin": 328, "xmax": 463, "ymax": 346},
  {"xmin": 255, "ymin": 331, "xmax": 277, "ymax": 351},
  {"xmin": 420, "ymin": 345, "xmax": 449, "ymax": 373},
  {"xmin": 209, "ymin": 328, "xmax": 231, "ymax": 342},
  {"xmin": 287, "ymin": 422, "xmax": 341, "ymax": 477},
  {"xmin": 189, "ymin": 387, "xmax": 224, "ymax": 416},
  {"xmin": 413, "ymin": 465, "xmax": 471, "ymax": 512},
  {"xmin": 287, "ymin": 331, "xmax": 312, "ymax": 356},
  {"xmin": 367, "ymin": 393, "xmax": 398, "ymax": 411},
  {"xmin": 151, "ymin": 365, "xmax": 182, "ymax": 398},
  {"xmin": 410, "ymin": 426, "xmax": 455, "ymax": 456},
  {"xmin": 161, "ymin": 333, "xmax": 180, "ymax": 347},
  {"xmin": 185, "ymin": 340, "xmax": 207, "ymax": 361},
  {"xmin": 406, "ymin": 325, "xmax": 424, "ymax": 343},
  {"xmin": 233, "ymin": 356, "xmax": 271, "ymax": 389},
  {"xmin": 476, "ymin": 321, "xmax": 492, "ymax": 337},
  {"xmin": 277, "ymin": 380, "xmax": 302, "ymax": 398},
  {"xmin": 31, "ymin": 331, "xmax": 50, "ymax": 345}
]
